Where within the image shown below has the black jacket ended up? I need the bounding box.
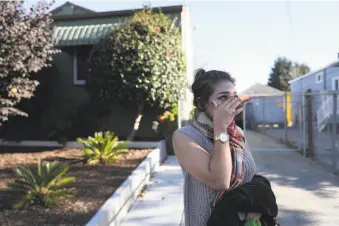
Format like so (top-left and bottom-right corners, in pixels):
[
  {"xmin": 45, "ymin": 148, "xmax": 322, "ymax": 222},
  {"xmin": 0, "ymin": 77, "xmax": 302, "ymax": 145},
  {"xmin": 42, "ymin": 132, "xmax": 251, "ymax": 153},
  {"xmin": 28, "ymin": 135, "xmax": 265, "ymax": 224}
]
[{"xmin": 207, "ymin": 175, "xmax": 279, "ymax": 226}]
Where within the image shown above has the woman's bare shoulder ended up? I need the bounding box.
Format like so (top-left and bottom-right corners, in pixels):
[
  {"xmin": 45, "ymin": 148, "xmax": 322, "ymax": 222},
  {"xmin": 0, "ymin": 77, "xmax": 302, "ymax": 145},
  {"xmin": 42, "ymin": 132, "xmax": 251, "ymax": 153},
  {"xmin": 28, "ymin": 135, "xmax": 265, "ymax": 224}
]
[
  {"xmin": 173, "ymin": 127, "xmax": 194, "ymax": 143},
  {"xmin": 172, "ymin": 127, "xmax": 210, "ymax": 156}
]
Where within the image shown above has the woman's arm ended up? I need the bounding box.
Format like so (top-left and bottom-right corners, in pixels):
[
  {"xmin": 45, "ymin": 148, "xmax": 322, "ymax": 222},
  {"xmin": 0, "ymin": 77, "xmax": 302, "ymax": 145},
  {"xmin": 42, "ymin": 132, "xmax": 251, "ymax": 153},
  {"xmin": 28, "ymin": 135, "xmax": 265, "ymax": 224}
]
[{"xmin": 172, "ymin": 130, "xmax": 232, "ymax": 190}]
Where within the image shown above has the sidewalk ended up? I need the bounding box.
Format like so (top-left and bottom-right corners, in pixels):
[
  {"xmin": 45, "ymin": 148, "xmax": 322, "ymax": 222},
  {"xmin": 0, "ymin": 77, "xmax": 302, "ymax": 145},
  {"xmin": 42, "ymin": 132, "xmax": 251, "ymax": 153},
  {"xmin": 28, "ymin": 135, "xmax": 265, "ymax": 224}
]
[
  {"xmin": 121, "ymin": 156, "xmax": 184, "ymax": 226},
  {"xmin": 247, "ymin": 130, "xmax": 339, "ymax": 225},
  {"xmin": 253, "ymin": 150, "xmax": 339, "ymax": 225},
  {"xmin": 122, "ymin": 131, "xmax": 339, "ymax": 226}
]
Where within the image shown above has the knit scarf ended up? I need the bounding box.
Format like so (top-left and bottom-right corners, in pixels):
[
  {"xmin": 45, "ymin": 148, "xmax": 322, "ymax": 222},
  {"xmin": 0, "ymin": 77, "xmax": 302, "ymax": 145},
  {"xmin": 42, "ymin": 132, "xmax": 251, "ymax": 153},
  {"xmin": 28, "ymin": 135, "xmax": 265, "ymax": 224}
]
[{"xmin": 191, "ymin": 109, "xmax": 245, "ymax": 191}]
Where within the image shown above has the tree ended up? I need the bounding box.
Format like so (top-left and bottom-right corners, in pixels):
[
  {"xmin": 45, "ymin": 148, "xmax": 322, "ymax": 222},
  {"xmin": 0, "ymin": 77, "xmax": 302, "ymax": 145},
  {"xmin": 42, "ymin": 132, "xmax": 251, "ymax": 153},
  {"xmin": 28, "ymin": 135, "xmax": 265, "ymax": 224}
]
[
  {"xmin": 0, "ymin": 1, "xmax": 58, "ymax": 125},
  {"xmin": 268, "ymin": 57, "xmax": 310, "ymax": 91},
  {"xmin": 87, "ymin": 8, "xmax": 186, "ymax": 141},
  {"xmin": 293, "ymin": 63, "xmax": 310, "ymax": 78},
  {"xmin": 268, "ymin": 57, "xmax": 292, "ymax": 91}
]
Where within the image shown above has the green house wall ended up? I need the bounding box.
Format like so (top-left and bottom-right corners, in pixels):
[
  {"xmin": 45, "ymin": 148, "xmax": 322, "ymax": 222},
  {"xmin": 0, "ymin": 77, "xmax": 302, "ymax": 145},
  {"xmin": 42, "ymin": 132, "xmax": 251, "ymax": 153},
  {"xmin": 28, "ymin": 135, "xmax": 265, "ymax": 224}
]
[{"xmin": 48, "ymin": 11, "xmax": 182, "ymax": 140}]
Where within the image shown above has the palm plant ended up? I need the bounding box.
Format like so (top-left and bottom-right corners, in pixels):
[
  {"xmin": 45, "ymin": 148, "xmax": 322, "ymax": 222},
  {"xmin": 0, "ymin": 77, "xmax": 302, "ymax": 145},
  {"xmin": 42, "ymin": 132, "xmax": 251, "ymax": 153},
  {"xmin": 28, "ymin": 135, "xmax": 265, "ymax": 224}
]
[
  {"xmin": 8, "ymin": 159, "xmax": 75, "ymax": 209},
  {"xmin": 77, "ymin": 131, "xmax": 129, "ymax": 164}
]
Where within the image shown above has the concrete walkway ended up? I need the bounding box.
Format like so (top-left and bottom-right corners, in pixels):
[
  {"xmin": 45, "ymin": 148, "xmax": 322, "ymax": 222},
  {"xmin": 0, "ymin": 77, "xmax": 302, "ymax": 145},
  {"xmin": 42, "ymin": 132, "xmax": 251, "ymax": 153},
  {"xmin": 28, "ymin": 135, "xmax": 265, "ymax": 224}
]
[
  {"xmin": 247, "ymin": 130, "xmax": 339, "ymax": 225},
  {"xmin": 122, "ymin": 130, "xmax": 339, "ymax": 226},
  {"xmin": 253, "ymin": 150, "xmax": 339, "ymax": 225},
  {"xmin": 121, "ymin": 156, "xmax": 184, "ymax": 226},
  {"xmin": 245, "ymin": 130, "xmax": 294, "ymax": 150}
]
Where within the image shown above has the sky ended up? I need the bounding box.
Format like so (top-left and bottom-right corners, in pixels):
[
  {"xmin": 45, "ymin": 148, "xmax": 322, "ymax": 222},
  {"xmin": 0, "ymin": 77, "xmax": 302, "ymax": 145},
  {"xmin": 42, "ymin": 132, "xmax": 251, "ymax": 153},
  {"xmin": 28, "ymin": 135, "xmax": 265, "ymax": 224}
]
[{"xmin": 24, "ymin": 0, "xmax": 339, "ymax": 92}]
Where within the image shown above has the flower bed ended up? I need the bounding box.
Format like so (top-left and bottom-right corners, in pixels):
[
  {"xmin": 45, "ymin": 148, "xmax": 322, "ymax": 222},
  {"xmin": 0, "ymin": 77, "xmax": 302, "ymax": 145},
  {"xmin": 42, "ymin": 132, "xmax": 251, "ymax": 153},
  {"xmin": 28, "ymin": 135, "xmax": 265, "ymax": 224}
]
[{"xmin": 0, "ymin": 148, "xmax": 152, "ymax": 226}]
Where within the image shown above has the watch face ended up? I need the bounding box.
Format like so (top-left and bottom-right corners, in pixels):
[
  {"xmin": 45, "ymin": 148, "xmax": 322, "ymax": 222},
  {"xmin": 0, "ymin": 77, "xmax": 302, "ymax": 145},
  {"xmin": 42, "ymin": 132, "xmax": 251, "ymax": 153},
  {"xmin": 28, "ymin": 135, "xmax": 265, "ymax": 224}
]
[{"xmin": 219, "ymin": 133, "xmax": 228, "ymax": 142}]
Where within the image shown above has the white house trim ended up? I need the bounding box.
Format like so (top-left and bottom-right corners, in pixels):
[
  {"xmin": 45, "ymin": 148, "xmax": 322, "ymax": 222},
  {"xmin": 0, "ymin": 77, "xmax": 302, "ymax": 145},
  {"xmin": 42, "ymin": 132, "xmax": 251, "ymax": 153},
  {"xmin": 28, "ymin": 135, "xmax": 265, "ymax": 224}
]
[
  {"xmin": 179, "ymin": 6, "xmax": 194, "ymax": 127},
  {"xmin": 73, "ymin": 47, "xmax": 86, "ymax": 85},
  {"xmin": 332, "ymin": 76, "xmax": 339, "ymax": 91},
  {"xmin": 289, "ymin": 59, "xmax": 339, "ymax": 84}
]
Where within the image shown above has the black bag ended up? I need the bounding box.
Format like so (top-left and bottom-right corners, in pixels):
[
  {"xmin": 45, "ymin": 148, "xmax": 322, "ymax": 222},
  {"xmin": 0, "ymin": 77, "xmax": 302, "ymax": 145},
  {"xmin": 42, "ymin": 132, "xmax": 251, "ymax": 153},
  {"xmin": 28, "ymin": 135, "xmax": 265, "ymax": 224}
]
[{"xmin": 207, "ymin": 175, "xmax": 279, "ymax": 226}]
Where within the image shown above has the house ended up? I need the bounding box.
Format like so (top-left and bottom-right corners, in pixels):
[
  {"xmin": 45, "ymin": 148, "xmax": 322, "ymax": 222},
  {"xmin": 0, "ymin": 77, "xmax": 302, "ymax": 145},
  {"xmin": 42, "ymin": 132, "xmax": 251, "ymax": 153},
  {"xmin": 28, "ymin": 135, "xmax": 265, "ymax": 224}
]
[
  {"xmin": 239, "ymin": 83, "xmax": 290, "ymax": 129},
  {"xmin": 289, "ymin": 58, "xmax": 339, "ymax": 131},
  {"xmin": 0, "ymin": 2, "xmax": 193, "ymax": 141}
]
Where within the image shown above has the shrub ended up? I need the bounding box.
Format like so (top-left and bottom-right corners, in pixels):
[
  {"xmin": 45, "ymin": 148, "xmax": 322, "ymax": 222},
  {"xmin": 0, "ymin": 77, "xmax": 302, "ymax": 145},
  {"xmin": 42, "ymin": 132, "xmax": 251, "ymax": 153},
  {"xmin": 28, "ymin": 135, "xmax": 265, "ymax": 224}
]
[
  {"xmin": 77, "ymin": 131, "xmax": 129, "ymax": 164},
  {"xmin": 155, "ymin": 103, "xmax": 178, "ymax": 137},
  {"xmin": 87, "ymin": 8, "xmax": 186, "ymax": 141},
  {"xmin": 153, "ymin": 103, "xmax": 178, "ymax": 154},
  {"xmin": 0, "ymin": 1, "xmax": 58, "ymax": 124},
  {"xmin": 8, "ymin": 159, "xmax": 75, "ymax": 209}
]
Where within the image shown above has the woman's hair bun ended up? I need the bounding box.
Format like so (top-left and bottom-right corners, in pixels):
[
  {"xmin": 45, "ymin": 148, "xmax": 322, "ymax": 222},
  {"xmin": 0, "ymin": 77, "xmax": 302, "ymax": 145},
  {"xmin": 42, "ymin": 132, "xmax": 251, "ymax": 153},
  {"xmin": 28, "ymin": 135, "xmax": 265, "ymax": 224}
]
[{"xmin": 194, "ymin": 68, "xmax": 206, "ymax": 81}]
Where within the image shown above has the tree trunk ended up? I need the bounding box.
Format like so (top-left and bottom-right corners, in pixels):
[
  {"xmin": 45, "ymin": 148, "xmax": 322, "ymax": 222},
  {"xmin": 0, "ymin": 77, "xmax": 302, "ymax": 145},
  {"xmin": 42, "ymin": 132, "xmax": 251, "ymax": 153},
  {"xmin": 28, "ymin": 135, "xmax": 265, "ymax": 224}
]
[{"xmin": 127, "ymin": 103, "xmax": 144, "ymax": 141}]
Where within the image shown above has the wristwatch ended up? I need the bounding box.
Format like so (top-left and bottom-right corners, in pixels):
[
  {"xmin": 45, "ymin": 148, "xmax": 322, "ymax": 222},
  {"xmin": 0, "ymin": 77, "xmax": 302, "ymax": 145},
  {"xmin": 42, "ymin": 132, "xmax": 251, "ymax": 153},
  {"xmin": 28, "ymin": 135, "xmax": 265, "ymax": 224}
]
[{"xmin": 214, "ymin": 132, "xmax": 229, "ymax": 143}]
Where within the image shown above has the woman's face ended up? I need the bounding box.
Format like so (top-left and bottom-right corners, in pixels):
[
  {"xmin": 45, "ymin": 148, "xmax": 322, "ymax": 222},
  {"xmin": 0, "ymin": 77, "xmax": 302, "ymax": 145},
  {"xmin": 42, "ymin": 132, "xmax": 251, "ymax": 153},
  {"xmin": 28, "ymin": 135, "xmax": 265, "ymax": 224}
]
[{"xmin": 205, "ymin": 80, "xmax": 237, "ymax": 118}]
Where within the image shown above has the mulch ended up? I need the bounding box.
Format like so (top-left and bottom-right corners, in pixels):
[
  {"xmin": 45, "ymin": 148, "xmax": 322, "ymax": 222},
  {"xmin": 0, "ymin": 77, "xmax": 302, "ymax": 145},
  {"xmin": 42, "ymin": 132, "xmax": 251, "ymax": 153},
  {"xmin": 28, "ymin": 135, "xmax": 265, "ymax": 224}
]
[{"xmin": 0, "ymin": 148, "xmax": 152, "ymax": 226}]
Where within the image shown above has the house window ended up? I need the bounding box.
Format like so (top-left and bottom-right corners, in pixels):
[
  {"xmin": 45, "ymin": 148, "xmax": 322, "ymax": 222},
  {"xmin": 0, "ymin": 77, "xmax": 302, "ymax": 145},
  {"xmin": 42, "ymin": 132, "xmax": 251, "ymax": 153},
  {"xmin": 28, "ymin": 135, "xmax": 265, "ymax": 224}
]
[
  {"xmin": 332, "ymin": 77, "xmax": 339, "ymax": 91},
  {"xmin": 73, "ymin": 45, "xmax": 93, "ymax": 85},
  {"xmin": 315, "ymin": 71, "xmax": 324, "ymax": 83}
]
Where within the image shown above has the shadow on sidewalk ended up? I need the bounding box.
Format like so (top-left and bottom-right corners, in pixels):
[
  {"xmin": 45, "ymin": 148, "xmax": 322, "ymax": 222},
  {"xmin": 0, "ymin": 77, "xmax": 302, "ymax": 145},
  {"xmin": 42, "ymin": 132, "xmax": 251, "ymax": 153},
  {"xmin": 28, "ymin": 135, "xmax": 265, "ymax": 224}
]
[
  {"xmin": 253, "ymin": 151, "xmax": 339, "ymax": 198},
  {"xmin": 278, "ymin": 207, "xmax": 316, "ymax": 225}
]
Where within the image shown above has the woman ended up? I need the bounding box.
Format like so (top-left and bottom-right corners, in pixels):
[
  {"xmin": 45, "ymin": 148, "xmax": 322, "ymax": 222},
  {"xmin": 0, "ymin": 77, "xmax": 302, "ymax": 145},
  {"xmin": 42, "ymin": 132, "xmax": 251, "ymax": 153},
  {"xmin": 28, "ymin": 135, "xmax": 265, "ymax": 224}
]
[{"xmin": 172, "ymin": 69, "xmax": 272, "ymax": 226}]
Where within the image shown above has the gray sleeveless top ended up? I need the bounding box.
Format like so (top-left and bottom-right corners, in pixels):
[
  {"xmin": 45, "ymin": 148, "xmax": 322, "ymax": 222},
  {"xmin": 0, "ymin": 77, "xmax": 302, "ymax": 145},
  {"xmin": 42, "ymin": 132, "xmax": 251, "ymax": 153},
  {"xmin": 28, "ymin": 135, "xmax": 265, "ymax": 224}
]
[{"xmin": 177, "ymin": 125, "xmax": 257, "ymax": 226}]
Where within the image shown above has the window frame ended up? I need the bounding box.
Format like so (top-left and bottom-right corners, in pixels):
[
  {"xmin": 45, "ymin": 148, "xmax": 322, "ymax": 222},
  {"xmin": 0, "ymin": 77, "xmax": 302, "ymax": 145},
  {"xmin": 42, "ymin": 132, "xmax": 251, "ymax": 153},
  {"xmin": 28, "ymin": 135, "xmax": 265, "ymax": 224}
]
[
  {"xmin": 315, "ymin": 71, "xmax": 324, "ymax": 83},
  {"xmin": 72, "ymin": 47, "xmax": 86, "ymax": 85},
  {"xmin": 332, "ymin": 76, "xmax": 339, "ymax": 91}
]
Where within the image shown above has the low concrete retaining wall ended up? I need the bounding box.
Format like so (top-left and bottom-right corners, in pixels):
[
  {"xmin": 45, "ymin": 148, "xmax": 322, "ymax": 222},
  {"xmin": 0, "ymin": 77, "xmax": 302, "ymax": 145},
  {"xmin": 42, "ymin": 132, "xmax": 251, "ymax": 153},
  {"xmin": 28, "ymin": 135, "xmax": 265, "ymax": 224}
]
[
  {"xmin": 86, "ymin": 141, "xmax": 167, "ymax": 226},
  {"xmin": 0, "ymin": 140, "xmax": 164, "ymax": 150},
  {"xmin": 0, "ymin": 139, "xmax": 167, "ymax": 226}
]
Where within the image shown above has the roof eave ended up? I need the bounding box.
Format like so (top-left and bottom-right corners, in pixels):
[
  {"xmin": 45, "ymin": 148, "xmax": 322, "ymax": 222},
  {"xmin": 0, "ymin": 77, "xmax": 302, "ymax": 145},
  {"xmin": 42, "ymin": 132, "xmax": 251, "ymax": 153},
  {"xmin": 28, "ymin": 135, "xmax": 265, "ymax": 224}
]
[
  {"xmin": 289, "ymin": 59, "xmax": 339, "ymax": 84},
  {"xmin": 50, "ymin": 1, "xmax": 95, "ymax": 14},
  {"xmin": 52, "ymin": 5, "xmax": 184, "ymax": 21},
  {"xmin": 240, "ymin": 83, "xmax": 284, "ymax": 96}
]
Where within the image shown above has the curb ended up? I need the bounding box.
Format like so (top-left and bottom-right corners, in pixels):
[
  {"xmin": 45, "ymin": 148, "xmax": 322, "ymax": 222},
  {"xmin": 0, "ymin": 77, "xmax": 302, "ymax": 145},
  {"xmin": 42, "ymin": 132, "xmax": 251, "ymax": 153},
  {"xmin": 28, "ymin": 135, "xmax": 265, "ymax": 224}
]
[
  {"xmin": 0, "ymin": 140, "xmax": 164, "ymax": 150},
  {"xmin": 86, "ymin": 141, "xmax": 167, "ymax": 226}
]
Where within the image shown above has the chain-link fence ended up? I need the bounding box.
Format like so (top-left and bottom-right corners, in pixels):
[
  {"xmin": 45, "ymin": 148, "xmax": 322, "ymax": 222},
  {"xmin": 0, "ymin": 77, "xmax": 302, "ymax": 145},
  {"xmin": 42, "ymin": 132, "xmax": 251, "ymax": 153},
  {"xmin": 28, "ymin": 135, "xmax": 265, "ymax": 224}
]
[
  {"xmin": 243, "ymin": 91, "xmax": 339, "ymax": 174},
  {"xmin": 307, "ymin": 91, "xmax": 339, "ymax": 173},
  {"xmin": 243, "ymin": 93, "xmax": 303, "ymax": 151}
]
